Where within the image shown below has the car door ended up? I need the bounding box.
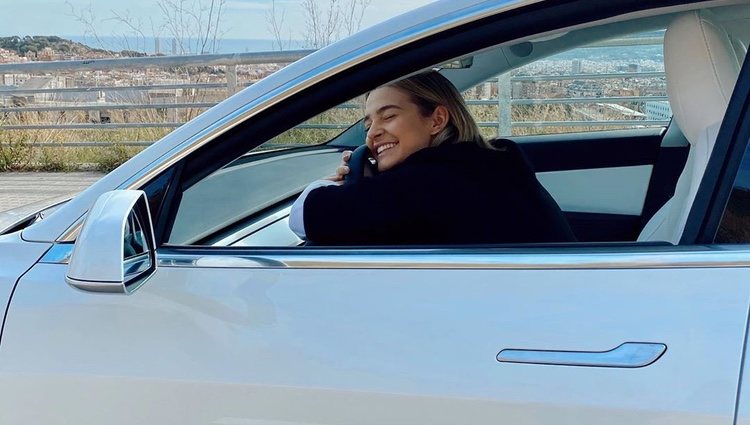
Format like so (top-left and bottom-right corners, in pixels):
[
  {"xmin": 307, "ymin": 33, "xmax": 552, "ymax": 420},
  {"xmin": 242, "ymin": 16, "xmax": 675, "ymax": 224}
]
[{"xmin": 1, "ymin": 245, "xmax": 749, "ymax": 424}]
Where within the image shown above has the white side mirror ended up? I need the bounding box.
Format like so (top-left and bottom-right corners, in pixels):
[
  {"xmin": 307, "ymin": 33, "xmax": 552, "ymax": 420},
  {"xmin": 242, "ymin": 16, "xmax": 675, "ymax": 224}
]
[{"xmin": 65, "ymin": 190, "xmax": 156, "ymax": 294}]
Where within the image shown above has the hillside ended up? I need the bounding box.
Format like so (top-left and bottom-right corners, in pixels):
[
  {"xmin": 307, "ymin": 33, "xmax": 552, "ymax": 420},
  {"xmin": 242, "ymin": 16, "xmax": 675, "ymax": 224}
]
[{"xmin": 0, "ymin": 35, "xmax": 145, "ymax": 57}]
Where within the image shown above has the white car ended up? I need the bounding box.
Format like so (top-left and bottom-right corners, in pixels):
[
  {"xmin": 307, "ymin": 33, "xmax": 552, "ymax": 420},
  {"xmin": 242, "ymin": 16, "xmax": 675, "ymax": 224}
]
[{"xmin": 2, "ymin": 0, "xmax": 750, "ymax": 423}]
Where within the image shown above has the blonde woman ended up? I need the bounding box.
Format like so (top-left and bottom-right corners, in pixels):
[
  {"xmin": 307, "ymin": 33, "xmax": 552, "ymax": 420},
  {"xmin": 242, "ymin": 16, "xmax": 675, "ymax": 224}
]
[{"xmin": 290, "ymin": 71, "xmax": 575, "ymax": 245}]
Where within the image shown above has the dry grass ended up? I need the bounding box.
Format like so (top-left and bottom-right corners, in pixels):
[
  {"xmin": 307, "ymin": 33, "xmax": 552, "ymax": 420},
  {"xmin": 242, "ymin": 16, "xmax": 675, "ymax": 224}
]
[
  {"xmin": 0, "ymin": 91, "xmax": 659, "ymax": 171},
  {"xmin": 0, "ymin": 106, "xmax": 169, "ymax": 171}
]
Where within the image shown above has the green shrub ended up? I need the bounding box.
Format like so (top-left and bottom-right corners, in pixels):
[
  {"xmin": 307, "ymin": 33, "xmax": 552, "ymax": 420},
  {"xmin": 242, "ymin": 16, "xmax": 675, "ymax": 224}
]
[
  {"xmin": 36, "ymin": 147, "xmax": 77, "ymax": 172},
  {"xmin": 0, "ymin": 134, "xmax": 34, "ymax": 171},
  {"xmin": 95, "ymin": 144, "xmax": 139, "ymax": 173}
]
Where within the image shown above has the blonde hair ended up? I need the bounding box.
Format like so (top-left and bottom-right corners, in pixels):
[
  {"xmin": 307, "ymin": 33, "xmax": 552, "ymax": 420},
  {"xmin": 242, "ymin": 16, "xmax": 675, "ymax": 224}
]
[{"xmin": 378, "ymin": 71, "xmax": 487, "ymax": 148}]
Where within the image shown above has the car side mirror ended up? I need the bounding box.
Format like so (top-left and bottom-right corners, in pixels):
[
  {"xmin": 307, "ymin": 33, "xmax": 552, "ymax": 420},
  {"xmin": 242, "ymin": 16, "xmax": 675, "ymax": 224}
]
[{"xmin": 65, "ymin": 190, "xmax": 156, "ymax": 294}]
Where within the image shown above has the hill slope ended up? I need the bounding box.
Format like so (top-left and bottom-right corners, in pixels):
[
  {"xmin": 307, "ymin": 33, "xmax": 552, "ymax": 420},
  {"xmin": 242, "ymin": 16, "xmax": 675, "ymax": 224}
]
[{"xmin": 0, "ymin": 36, "xmax": 145, "ymax": 57}]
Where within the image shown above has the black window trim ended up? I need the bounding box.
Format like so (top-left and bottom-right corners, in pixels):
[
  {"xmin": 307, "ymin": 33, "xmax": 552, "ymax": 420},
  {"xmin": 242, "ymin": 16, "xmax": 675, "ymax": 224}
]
[{"xmin": 682, "ymin": 45, "xmax": 750, "ymax": 244}]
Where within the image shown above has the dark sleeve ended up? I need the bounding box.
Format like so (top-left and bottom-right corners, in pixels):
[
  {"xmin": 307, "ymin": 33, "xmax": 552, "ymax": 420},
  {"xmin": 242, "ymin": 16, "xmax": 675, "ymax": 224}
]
[{"xmin": 302, "ymin": 165, "xmax": 442, "ymax": 245}]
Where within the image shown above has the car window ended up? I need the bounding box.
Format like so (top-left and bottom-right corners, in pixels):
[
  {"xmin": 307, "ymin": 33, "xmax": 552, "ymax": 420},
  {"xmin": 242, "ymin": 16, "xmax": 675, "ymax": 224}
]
[
  {"xmin": 166, "ymin": 30, "xmax": 675, "ymax": 247},
  {"xmin": 167, "ymin": 147, "xmax": 341, "ymax": 245},
  {"xmin": 167, "ymin": 98, "xmax": 363, "ymax": 245},
  {"xmin": 465, "ymin": 30, "xmax": 670, "ymax": 139},
  {"xmin": 250, "ymin": 96, "xmax": 365, "ymax": 152},
  {"xmin": 162, "ymin": 20, "xmax": 732, "ymax": 248}
]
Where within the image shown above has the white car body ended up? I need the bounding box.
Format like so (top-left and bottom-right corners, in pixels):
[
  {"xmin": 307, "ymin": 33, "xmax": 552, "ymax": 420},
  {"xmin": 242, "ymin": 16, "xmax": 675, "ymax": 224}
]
[{"xmin": 2, "ymin": 0, "xmax": 750, "ymax": 423}]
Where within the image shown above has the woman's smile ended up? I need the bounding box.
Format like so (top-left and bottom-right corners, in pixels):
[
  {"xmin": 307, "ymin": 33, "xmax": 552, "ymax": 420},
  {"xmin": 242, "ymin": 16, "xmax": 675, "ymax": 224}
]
[{"xmin": 376, "ymin": 142, "xmax": 399, "ymax": 156}]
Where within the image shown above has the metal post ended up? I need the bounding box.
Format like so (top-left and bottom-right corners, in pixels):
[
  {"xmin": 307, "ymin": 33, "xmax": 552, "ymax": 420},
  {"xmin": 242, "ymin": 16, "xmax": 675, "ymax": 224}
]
[
  {"xmin": 226, "ymin": 65, "xmax": 238, "ymax": 96},
  {"xmin": 497, "ymin": 73, "xmax": 512, "ymax": 137}
]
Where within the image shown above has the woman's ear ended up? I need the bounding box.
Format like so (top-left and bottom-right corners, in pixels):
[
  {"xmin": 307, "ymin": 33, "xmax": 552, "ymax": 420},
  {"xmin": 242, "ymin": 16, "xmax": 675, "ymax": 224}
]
[{"xmin": 430, "ymin": 105, "xmax": 450, "ymax": 135}]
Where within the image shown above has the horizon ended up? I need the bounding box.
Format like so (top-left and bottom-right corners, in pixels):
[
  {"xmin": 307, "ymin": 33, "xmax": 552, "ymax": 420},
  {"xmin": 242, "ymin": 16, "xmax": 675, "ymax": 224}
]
[
  {"xmin": 0, "ymin": 0, "xmax": 436, "ymax": 43},
  {"xmin": 66, "ymin": 35, "xmax": 308, "ymax": 55},
  {"xmin": 0, "ymin": 34, "xmax": 308, "ymax": 56}
]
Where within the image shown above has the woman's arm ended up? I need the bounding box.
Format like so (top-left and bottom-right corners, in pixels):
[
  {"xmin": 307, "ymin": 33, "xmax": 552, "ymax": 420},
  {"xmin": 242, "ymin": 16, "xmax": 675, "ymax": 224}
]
[
  {"xmin": 289, "ymin": 180, "xmax": 340, "ymax": 239},
  {"xmin": 289, "ymin": 150, "xmax": 353, "ymax": 239},
  {"xmin": 301, "ymin": 164, "xmax": 447, "ymax": 245}
]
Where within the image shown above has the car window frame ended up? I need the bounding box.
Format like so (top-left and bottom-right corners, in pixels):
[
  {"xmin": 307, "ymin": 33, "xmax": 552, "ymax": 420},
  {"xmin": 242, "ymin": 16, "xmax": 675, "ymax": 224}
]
[
  {"xmin": 688, "ymin": 45, "xmax": 750, "ymax": 244},
  {"xmin": 150, "ymin": 0, "xmax": 736, "ymax": 248}
]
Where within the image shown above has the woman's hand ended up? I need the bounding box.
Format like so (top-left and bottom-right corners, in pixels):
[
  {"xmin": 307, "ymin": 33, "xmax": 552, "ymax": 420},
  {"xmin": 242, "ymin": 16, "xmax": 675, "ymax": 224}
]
[{"xmin": 325, "ymin": 150, "xmax": 352, "ymax": 182}]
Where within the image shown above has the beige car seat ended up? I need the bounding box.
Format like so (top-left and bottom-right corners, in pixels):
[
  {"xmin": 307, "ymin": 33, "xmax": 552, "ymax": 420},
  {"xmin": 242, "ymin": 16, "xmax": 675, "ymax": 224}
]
[{"xmin": 638, "ymin": 10, "xmax": 741, "ymax": 243}]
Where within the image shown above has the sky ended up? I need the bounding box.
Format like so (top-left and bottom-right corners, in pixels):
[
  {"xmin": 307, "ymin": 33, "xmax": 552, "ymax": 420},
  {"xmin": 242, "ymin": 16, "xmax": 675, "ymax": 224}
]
[{"xmin": 0, "ymin": 0, "xmax": 436, "ymax": 42}]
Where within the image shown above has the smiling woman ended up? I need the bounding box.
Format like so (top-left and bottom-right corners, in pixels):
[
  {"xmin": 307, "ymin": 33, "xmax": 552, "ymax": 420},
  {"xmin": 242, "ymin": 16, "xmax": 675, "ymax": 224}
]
[
  {"xmin": 364, "ymin": 71, "xmax": 486, "ymax": 171},
  {"xmin": 363, "ymin": 87, "xmax": 440, "ymax": 172},
  {"xmin": 288, "ymin": 71, "xmax": 576, "ymax": 245}
]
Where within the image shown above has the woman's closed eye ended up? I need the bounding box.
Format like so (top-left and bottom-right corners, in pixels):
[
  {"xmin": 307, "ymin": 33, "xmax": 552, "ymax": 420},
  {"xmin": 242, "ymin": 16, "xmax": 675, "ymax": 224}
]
[{"xmin": 364, "ymin": 112, "xmax": 397, "ymax": 132}]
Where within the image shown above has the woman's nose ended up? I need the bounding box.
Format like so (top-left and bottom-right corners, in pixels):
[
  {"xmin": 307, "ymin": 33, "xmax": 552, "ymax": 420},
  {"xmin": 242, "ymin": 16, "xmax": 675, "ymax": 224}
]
[{"xmin": 366, "ymin": 122, "xmax": 383, "ymax": 140}]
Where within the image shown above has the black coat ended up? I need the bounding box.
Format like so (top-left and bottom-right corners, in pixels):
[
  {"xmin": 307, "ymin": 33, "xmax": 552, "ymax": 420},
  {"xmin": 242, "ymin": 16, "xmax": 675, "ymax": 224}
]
[{"xmin": 303, "ymin": 140, "xmax": 576, "ymax": 245}]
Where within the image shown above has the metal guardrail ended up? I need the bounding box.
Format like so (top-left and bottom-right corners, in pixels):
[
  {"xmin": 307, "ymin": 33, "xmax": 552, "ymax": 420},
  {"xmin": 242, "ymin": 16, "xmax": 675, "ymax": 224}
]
[
  {"xmin": 0, "ymin": 102, "xmax": 217, "ymax": 112},
  {"xmin": 0, "ymin": 71, "xmax": 662, "ymax": 96},
  {"xmin": 0, "ymin": 50, "xmax": 315, "ymax": 73},
  {"xmin": 0, "ymin": 94, "xmax": 669, "ymax": 113},
  {"xmin": 0, "ymin": 35, "xmax": 669, "ymax": 146},
  {"xmin": 0, "ymin": 82, "xmax": 235, "ymax": 95},
  {"xmin": 1, "ymin": 123, "xmax": 183, "ymax": 130},
  {"xmin": 502, "ymin": 120, "xmax": 670, "ymax": 128},
  {"xmin": 0, "ymin": 119, "xmax": 672, "ymax": 136},
  {"xmin": 511, "ymin": 71, "xmax": 665, "ymax": 81},
  {"xmin": 4, "ymin": 118, "xmax": 673, "ymax": 147}
]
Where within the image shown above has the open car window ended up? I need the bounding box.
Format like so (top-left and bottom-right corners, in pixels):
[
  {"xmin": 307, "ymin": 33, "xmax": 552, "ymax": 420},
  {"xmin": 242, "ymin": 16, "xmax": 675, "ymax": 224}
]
[
  {"xmin": 251, "ymin": 96, "xmax": 365, "ymax": 152},
  {"xmin": 166, "ymin": 97, "xmax": 364, "ymax": 245},
  {"xmin": 159, "ymin": 5, "xmax": 747, "ymax": 249},
  {"xmin": 166, "ymin": 28, "xmax": 676, "ymax": 247}
]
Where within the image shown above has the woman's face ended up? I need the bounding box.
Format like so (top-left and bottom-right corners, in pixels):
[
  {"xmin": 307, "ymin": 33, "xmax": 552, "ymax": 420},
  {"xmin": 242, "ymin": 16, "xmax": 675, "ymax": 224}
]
[{"xmin": 364, "ymin": 86, "xmax": 445, "ymax": 172}]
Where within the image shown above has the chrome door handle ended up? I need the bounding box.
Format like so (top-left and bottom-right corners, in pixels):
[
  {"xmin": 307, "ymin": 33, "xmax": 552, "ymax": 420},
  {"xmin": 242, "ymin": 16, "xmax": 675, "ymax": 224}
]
[{"xmin": 496, "ymin": 342, "xmax": 666, "ymax": 368}]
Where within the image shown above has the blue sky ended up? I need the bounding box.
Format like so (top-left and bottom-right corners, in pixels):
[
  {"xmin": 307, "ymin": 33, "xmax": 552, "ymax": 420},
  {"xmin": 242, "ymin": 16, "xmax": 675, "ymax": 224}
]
[{"xmin": 0, "ymin": 0, "xmax": 435, "ymax": 40}]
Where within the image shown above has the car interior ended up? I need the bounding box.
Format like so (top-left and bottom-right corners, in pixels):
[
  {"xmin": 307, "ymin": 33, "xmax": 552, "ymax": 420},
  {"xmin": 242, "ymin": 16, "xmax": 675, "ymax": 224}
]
[{"xmin": 156, "ymin": 2, "xmax": 750, "ymax": 248}]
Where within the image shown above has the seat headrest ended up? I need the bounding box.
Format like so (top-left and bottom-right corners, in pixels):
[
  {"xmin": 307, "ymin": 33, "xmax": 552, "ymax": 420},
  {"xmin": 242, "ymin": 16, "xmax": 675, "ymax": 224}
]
[{"xmin": 665, "ymin": 10, "xmax": 741, "ymax": 145}]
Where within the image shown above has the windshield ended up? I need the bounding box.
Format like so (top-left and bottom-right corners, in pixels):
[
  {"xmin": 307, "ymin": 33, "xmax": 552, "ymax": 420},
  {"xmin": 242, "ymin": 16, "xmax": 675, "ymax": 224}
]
[{"xmin": 0, "ymin": 199, "xmax": 69, "ymax": 235}]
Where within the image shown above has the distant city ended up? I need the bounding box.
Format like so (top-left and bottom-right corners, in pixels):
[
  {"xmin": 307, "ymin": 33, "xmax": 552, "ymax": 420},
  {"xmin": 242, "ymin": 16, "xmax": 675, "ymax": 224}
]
[{"xmin": 0, "ymin": 33, "xmax": 671, "ymax": 130}]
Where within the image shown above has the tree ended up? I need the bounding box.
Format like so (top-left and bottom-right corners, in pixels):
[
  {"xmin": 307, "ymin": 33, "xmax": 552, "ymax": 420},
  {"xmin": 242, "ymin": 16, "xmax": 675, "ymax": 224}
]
[
  {"xmin": 107, "ymin": 9, "xmax": 150, "ymax": 54},
  {"xmin": 299, "ymin": 0, "xmax": 372, "ymax": 49},
  {"xmin": 157, "ymin": 0, "xmax": 227, "ymax": 55},
  {"xmin": 301, "ymin": 0, "xmax": 340, "ymax": 49},
  {"xmin": 266, "ymin": 0, "xmax": 292, "ymax": 51},
  {"xmin": 67, "ymin": 0, "xmax": 227, "ymax": 55},
  {"xmin": 65, "ymin": 2, "xmax": 108, "ymax": 51},
  {"xmin": 341, "ymin": 0, "xmax": 371, "ymax": 37}
]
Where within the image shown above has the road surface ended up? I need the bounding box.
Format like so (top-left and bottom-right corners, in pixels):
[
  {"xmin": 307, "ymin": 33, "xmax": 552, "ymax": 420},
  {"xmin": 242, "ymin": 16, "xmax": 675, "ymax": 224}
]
[{"xmin": 0, "ymin": 172, "xmax": 102, "ymax": 212}]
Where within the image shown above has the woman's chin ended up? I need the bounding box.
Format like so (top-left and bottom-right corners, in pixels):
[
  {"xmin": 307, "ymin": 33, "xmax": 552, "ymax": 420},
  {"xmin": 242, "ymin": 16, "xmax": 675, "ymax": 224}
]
[{"xmin": 376, "ymin": 155, "xmax": 398, "ymax": 172}]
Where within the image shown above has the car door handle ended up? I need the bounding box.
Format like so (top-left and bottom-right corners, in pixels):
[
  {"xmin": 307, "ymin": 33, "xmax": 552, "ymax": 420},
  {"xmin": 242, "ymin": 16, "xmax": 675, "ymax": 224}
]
[{"xmin": 496, "ymin": 342, "xmax": 666, "ymax": 368}]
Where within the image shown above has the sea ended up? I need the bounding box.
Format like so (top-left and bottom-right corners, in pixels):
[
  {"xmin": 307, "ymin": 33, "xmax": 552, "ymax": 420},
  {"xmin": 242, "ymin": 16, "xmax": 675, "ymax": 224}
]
[{"xmin": 66, "ymin": 35, "xmax": 306, "ymax": 54}]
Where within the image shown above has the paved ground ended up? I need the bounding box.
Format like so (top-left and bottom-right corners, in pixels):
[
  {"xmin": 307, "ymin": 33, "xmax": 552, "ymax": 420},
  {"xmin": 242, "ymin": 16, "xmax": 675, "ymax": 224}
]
[{"xmin": 0, "ymin": 172, "xmax": 103, "ymax": 212}]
